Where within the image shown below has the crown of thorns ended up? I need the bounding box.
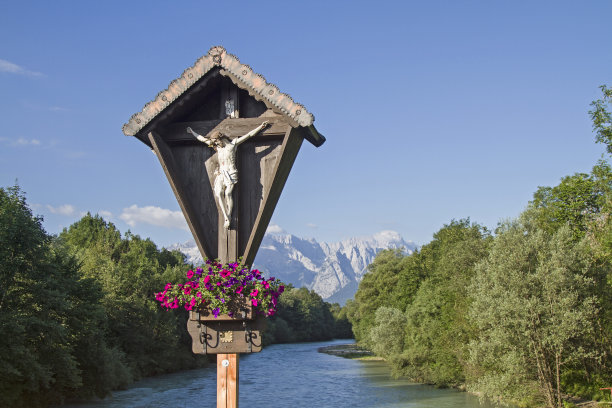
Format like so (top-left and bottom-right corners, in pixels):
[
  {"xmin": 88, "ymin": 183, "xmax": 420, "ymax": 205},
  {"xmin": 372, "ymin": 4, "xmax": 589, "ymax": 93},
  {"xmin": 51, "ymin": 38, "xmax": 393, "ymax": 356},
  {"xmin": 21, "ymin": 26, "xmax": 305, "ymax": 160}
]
[{"xmin": 210, "ymin": 131, "xmax": 230, "ymax": 141}]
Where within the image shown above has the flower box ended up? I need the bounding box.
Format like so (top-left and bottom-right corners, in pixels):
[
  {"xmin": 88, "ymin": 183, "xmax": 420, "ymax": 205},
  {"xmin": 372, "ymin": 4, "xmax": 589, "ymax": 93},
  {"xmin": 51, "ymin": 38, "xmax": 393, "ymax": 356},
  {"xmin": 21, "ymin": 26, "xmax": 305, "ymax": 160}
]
[{"xmin": 157, "ymin": 260, "xmax": 283, "ymax": 354}]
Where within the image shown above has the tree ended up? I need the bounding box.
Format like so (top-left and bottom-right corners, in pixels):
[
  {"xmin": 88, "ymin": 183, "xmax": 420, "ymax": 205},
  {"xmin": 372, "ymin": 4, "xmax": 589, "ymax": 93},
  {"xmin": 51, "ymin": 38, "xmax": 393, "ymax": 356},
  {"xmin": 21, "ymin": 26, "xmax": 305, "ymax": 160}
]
[
  {"xmin": 0, "ymin": 186, "xmax": 126, "ymax": 407},
  {"xmin": 468, "ymin": 216, "xmax": 598, "ymax": 408},
  {"xmin": 369, "ymin": 307, "xmax": 406, "ymax": 358},
  {"xmin": 392, "ymin": 220, "xmax": 490, "ymax": 385},
  {"xmin": 59, "ymin": 214, "xmax": 203, "ymax": 380},
  {"xmin": 589, "ymin": 84, "xmax": 612, "ymax": 154},
  {"xmin": 349, "ymin": 248, "xmax": 422, "ymax": 346},
  {"xmin": 531, "ymin": 161, "xmax": 612, "ymax": 239}
]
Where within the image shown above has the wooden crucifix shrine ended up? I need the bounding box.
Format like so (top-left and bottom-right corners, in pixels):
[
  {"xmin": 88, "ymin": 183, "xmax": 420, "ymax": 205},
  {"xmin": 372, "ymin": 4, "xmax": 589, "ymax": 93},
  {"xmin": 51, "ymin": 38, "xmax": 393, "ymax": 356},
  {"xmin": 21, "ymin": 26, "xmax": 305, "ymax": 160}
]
[{"xmin": 122, "ymin": 46, "xmax": 325, "ymax": 408}]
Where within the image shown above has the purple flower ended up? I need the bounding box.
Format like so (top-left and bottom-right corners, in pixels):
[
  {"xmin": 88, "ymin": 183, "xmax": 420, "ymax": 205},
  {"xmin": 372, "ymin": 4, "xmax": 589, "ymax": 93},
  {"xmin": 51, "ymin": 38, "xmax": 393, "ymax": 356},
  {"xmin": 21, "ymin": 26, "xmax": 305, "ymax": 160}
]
[{"xmin": 213, "ymin": 308, "xmax": 220, "ymax": 318}]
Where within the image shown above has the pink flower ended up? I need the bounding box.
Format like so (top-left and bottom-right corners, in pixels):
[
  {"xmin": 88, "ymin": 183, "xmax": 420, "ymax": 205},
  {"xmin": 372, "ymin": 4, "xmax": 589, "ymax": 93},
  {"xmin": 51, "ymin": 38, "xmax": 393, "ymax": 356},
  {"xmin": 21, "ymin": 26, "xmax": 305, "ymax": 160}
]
[
  {"xmin": 186, "ymin": 270, "xmax": 194, "ymax": 279},
  {"xmin": 236, "ymin": 286, "xmax": 244, "ymax": 295},
  {"xmin": 250, "ymin": 289, "xmax": 258, "ymax": 297},
  {"xmin": 203, "ymin": 275, "xmax": 211, "ymax": 284},
  {"xmin": 251, "ymin": 298, "xmax": 258, "ymax": 307}
]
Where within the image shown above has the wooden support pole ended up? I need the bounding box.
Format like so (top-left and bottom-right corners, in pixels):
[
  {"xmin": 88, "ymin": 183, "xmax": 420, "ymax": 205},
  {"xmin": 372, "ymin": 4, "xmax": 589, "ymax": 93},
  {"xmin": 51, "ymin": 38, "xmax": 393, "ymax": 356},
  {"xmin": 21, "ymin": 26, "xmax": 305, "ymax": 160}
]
[{"xmin": 217, "ymin": 353, "xmax": 239, "ymax": 408}]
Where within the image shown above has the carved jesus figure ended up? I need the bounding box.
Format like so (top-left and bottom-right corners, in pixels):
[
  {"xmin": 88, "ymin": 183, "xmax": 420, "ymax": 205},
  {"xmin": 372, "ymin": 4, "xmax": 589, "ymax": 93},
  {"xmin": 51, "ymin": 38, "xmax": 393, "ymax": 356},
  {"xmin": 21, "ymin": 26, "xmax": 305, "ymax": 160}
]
[{"xmin": 187, "ymin": 121, "xmax": 269, "ymax": 229}]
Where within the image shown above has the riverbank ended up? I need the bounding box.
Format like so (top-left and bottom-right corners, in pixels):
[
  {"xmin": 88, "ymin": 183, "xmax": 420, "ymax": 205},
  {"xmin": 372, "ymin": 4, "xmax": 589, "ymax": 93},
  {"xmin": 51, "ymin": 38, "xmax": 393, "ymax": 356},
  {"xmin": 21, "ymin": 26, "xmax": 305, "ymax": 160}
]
[
  {"xmin": 319, "ymin": 344, "xmax": 609, "ymax": 408},
  {"xmin": 317, "ymin": 343, "xmax": 382, "ymax": 360}
]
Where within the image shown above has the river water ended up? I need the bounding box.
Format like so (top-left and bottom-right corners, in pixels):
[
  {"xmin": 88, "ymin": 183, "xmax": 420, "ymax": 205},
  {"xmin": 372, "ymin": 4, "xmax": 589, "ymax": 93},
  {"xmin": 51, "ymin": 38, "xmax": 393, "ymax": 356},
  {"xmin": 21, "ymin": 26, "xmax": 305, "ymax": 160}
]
[{"xmin": 64, "ymin": 339, "xmax": 505, "ymax": 408}]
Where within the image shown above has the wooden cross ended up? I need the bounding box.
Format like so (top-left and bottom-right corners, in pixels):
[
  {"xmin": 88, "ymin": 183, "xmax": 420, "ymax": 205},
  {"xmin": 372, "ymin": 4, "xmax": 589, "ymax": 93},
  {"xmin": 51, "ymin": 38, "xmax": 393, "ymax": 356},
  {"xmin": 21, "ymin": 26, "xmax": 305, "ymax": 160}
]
[{"xmin": 122, "ymin": 46, "xmax": 324, "ymax": 408}]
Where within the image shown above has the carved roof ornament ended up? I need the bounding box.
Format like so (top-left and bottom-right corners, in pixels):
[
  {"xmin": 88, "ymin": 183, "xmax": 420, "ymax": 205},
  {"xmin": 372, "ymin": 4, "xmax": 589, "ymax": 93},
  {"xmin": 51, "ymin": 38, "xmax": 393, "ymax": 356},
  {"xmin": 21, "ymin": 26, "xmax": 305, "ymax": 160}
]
[{"xmin": 122, "ymin": 46, "xmax": 322, "ymax": 146}]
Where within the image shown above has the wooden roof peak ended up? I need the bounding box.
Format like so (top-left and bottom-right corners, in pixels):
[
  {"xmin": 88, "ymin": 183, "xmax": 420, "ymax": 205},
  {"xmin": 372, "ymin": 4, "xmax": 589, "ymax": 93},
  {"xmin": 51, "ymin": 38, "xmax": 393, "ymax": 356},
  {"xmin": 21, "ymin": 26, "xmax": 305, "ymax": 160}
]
[{"xmin": 122, "ymin": 46, "xmax": 318, "ymax": 141}]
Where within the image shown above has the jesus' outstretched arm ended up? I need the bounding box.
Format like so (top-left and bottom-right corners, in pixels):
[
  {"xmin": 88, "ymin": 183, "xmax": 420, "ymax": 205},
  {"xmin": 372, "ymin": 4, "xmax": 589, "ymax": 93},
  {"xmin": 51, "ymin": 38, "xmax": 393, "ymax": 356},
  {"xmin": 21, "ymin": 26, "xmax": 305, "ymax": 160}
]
[
  {"xmin": 186, "ymin": 127, "xmax": 215, "ymax": 147},
  {"xmin": 233, "ymin": 121, "xmax": 269, "ymax": 146}
]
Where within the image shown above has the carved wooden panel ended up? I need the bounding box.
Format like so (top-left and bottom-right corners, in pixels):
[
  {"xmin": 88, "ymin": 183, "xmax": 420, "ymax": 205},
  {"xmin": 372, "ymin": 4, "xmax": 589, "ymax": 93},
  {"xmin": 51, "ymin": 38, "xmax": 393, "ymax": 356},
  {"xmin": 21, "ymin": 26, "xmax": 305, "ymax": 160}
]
[
  {"xmin": 186, "ymin": 318, "xmax": 265, "ymax": 354},
  {"xmin": 238, "ymin": 138, "xmax": 283, "ymax": 255}
]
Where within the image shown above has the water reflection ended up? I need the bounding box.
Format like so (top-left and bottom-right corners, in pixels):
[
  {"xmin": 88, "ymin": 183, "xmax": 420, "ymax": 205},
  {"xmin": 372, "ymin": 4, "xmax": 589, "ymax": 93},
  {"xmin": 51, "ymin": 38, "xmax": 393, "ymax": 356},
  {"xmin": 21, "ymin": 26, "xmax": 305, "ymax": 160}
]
[{"xmin": 63, "ymin": 339, "xmax": 504, "ymax": 408}]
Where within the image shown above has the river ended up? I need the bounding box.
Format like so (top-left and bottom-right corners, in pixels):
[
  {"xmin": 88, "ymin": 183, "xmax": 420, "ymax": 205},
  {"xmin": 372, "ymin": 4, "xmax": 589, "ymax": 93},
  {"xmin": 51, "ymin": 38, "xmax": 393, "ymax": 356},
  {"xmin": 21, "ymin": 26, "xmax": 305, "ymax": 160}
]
[{"xmin": 64, "ymin": 339, "xmax": 506, "ymax": 408}]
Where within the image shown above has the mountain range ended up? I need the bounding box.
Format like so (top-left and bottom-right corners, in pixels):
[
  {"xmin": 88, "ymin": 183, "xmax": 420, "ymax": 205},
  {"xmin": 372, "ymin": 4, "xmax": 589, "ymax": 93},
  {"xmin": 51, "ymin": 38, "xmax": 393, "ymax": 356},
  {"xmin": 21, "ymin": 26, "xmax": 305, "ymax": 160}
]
[{"xmin": 168, "ymin": 230, "xmax": 416, "ymax": 305}]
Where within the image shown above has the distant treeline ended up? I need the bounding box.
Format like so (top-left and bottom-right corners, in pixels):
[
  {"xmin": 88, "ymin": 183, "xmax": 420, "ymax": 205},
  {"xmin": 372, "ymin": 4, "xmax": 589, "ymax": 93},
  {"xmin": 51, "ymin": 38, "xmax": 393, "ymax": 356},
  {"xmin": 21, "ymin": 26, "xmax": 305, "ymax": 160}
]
[
  {"xmin": 0, "ymin": 187, "xmax": 352, "ymax": 408},
  {"xmin": 265, "ymin": 286, "xmax": 352, "ymax": 345},
  {"xmin": 346, "ymin": 87, "xmax": 612, "ymax": 408}
]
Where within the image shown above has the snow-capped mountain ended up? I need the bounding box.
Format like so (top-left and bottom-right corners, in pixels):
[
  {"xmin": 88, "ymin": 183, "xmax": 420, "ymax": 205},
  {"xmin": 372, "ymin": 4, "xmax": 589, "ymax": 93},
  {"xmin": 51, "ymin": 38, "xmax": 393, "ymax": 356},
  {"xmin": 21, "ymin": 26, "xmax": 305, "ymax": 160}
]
[{"xmin": 167, "ymin": 231, "xmax": 416, "ymax": 305}]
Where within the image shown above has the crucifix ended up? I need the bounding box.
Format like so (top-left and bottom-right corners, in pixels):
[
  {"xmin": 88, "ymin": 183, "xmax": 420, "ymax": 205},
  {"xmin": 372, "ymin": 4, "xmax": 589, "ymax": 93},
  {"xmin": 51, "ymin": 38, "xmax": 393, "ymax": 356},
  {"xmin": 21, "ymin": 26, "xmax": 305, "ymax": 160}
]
[
  {"xmin": 122, "ymin": 46, "xmax": 325, "ymax": 408},
  {"xmin": 187, "ymin": 121, "xmax": 269, "ymax": 230}
]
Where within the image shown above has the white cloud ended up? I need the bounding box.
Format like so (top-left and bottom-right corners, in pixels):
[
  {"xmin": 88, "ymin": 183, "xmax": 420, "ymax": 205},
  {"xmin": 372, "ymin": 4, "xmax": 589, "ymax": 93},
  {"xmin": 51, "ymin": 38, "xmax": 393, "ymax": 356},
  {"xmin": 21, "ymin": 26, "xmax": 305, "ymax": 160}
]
[
  {"xmin": 120, "ymin": 205, "xmax": 188, "ymax": 231},
  {"xmin": 306, "ymin": 223, "xmax": 318, "ymax": 229},
  {"xmin": 46, "ymin": 204, "xmax": 77, "ymax": 216},
  {"xmin": 21, "ymin": 101, "xmax": 69, "ymax": 112},
  {"xmin": 98, "ymin": 210, "xmax": 113, "ymax": 218},
  {"xmin": 14, "ymin": 138, "xmax": 41, "ymax": 146},
  {"xmin": 0, "ymin": 59, "xmax": 44, "ymax": 77},
  {"xmin": 0, "ymin": 137, "xmax": 42, "ymax": 147},
  {"xmin": 266, "ymin": 224, "xmax": 286, "ymax": 234}
]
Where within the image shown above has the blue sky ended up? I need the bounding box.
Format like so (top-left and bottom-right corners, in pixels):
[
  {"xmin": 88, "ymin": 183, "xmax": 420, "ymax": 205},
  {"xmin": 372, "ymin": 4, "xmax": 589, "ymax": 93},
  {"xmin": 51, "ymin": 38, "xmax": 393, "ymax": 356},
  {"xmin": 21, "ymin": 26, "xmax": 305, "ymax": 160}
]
[{"xmin": 1, "ymin": 1, "xmax": 610, "ymax": 248}]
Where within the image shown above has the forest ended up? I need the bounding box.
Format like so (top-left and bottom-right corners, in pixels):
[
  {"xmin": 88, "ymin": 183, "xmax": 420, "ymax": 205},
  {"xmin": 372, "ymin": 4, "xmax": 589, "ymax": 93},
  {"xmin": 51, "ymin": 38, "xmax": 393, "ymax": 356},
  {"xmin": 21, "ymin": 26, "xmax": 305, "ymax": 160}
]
[
  {"xmin": 347, "ymin": 85, "xmax": 612, "ymax": 408},
  {"xmin": 0, "ymin": 191, "xmax": 350, "ymax": 408}
]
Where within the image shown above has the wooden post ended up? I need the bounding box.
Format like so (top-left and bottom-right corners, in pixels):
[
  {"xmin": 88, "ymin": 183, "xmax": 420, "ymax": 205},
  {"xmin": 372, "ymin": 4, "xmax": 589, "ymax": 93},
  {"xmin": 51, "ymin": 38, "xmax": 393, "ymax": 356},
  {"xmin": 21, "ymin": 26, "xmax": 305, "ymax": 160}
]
[{"xmin": 217, "ymin": 353, "xmax": 239, "ymax": 408}]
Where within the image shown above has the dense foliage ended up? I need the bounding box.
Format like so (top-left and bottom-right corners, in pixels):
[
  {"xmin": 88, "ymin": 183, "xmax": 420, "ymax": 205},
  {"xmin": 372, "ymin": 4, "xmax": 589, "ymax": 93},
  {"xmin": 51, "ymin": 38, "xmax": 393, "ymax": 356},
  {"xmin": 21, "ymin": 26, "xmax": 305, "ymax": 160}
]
[
  {"xmin": 0, "ymin": 193, "xmax": 203, "ymax": 408},
  {"xmin": 265, "ymin": 286, "xmax": 353, "ymax": 344},
  {"xmin": 348, "ymin": 86, "xmax": 612, "ymax": 407},
  {"xmin": 0, "ymin": 186, "xmax": 352, "ymax": 407}
]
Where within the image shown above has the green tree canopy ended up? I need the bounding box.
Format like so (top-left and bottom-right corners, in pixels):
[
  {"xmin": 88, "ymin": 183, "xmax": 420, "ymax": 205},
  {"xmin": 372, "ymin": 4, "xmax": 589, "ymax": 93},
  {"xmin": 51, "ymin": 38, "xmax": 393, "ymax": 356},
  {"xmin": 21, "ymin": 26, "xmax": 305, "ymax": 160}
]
[
  {"xmin": 469, "ymin": 216, "xmax": 598, "ymax": 408},
  {"xmin": 589, "ymin": 85, "xmax": 612, "ymax": 154}
]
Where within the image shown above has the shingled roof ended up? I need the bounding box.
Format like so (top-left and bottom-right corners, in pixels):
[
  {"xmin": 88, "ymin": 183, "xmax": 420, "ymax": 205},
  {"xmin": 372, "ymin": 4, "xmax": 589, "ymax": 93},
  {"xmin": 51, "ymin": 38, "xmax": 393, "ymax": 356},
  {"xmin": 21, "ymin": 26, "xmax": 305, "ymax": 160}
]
[{"xmin": 122, "ymin": 46, "xmax": 324, "ymax": 146}]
